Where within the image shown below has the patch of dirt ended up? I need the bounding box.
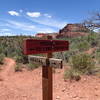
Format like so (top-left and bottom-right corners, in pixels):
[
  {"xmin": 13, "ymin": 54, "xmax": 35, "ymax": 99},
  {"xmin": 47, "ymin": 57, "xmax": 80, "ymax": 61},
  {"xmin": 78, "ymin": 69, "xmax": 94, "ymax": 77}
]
[
  {"xmin": 0, "ymin": 58, "xmax": 15, "ymax": 79},
  {"xmin": 0, "ymin": 58, "xmax": 100, "ymax": 100},
  {"xmin": 85, "ymin": 47, "xmax": 96, "ymax": 55}
]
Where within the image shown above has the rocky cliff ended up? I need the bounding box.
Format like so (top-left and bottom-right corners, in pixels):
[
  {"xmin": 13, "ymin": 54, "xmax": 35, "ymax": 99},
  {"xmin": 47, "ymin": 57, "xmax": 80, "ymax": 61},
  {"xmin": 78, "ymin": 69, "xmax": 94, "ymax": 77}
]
[{"xmin": 57, "ymin": 24, "xmax": 89, "ymax": 38}]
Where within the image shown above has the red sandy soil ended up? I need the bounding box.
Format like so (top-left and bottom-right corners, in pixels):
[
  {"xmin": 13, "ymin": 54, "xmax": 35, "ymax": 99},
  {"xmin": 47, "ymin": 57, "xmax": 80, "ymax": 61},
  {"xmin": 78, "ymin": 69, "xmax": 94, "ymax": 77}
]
[
  {"xmin": 85, "ymin": 47, "xmax": 96, "ymax": 55},
  {"xmin": 0, "ymin": 58, "xmax": 100, "ymax": 100}
]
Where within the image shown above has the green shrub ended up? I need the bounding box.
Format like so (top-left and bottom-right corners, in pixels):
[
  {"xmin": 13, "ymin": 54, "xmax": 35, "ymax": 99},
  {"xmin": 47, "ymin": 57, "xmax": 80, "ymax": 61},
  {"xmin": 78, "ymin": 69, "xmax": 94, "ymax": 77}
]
[
  {"xmin": 64, "ymin": 53, "xmax": 95, "ymax": 81},
  {"xmin": 0, "ymin": 36, "xmax": 32, "ymax": 64},
  {"xmin": 27, "ymin": 62, "xmax": 40, "ymax": 70},
  {"xmin": 15, "ymin": 63, "xmax": 22, "ymax": 72},
  {"xmin": 77, "ymin": 41, "xmax": 90, "ymax": 52},
  {"xmin": 15, "ymin": 55, "xmax": 28, "ymax": 64},
  {"xmin": 0, "ymin": 53, "xmax": 5, "ymax": 64},
  {"xmin": 95, "ymin": 49, "xmax": 100, "ymax": 64},
  {"xmin": 70, "ymin": 53, "xmax": 95, "ymax": 74},
  {"xmin": 64, "ymin": 69, "xmax": 81, "ymax": 81},
  {"xmin": 15, "ymin": 56, "xmax": 23, "ymax": 63}
]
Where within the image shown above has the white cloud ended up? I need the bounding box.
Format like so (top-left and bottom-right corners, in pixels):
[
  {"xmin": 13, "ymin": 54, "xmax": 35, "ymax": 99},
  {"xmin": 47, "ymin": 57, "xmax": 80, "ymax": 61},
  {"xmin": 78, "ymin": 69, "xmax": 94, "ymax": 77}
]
[
  {"xmin": 26, "ymin": 12, "xmax": 41, "ymax": 18},
  {"xmin": 8, "ymin": 11, "xmax": 20, "ymax": 16},
  {"xmin": 36, "ymin": 27, "xmax": 55, "ymax": 33},
  {"xmin": 0, "ymin": 28, "xmax": 11, "ymax": 32},
  {"xmin": 28, "ymin": 17, "xmax": 67, "ymax": 28},
  {"xmin": 6, "ymin": 20, "xmax": 56, "ymax": 33},
  {"xmin": 7, "ymin": 20, "xmax": 35, "ymax": 31},
  {"xmin": 44, "ymin": 14, "xmax": 52, "ymax": 18}
]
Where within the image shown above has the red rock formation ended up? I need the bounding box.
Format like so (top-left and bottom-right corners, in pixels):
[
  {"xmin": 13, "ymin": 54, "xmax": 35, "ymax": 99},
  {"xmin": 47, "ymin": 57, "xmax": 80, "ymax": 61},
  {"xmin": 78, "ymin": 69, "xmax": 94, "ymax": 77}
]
[
  {"xmin": 35, "ymin": 24, "xmax": 90, "ymax": 39},
  {"xmin": 35, "ymin": 33, "xmax": 58, "ymax": 38},
  {"xmin": 35, "ymin": 33, "xmax": 48, "ymax": 38},
  {"xmin": 57, "ymin": 24, "xmax": 89, "ymax": 38}
]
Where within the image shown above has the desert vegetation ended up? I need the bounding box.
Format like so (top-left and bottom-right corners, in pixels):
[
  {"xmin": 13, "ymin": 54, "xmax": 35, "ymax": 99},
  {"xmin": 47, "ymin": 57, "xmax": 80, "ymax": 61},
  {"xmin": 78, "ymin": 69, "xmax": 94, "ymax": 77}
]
[
  {"xmin": 0, "ymin": 30, "xmax": 100, "ymax": 81},
  {"xmin": 0, "ymin": 36, "xmax": 32, "ymax": 70},
  {"xmin": 55, "ymin": 31, "xmax": 100, "ymax": 80}
]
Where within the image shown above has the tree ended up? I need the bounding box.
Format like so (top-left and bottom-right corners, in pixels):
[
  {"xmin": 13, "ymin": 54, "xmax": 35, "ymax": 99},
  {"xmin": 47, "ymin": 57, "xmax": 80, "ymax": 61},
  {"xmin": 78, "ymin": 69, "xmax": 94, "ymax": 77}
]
[{"xmin": 83, "ymin": 12, "xmax": 100, "ymax": 30}]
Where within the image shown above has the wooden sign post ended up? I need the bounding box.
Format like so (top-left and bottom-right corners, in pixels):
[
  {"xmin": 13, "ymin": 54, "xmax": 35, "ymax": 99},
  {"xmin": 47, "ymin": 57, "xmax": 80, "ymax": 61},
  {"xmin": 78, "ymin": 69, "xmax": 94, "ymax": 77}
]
[
  {"xmin": 42, "ymin": 36, "xmax": 53, "ymax": 100},
  {"xmin": 23, "ymin": 36, "xmax": 69, "ymax": 100}
]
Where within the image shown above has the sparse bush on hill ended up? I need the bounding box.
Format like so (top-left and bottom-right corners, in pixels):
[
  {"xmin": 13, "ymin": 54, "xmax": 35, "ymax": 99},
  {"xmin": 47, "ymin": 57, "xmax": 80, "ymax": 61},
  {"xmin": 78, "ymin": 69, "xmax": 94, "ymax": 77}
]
[
  {"xmin": 70, "ymin": 53, "xmax": 95, "ymax": 74},
  {"xmin": 64, "ymin": 53, "xmax": 95, "ymax": 81},
  {"xmin": 15, "ymin": 54, "xmax": 28, "ymax": 64},
  {"xmin": 27, "ymin": 62, "xmax": 40, "ymax": 70},
  {"xmin": 77, "ymin": 41, "xmax": 90, "ymax": 52},
  {"xmin": 0, "ymin": 33, "xmax": 100, "ymax": 73},
  {"xmin": 87, "ymin": 33, "xmax": 99, "ymax": 47},
  {"xmin": 64, "ymin": 69, "xmax": 81, "ymax": 81},
  {"xmin": 0, "ymin": 36, "xmax": 32, "ymax": 64},
  {"xmin": 0, "ymin": 53, "xmax": 5, "ymax": 64},
  {"xmin": 15, "ymin": 63, "xmax": 22, "ymax": 72},
  {"xmin": 95, "ymin": 48, "xmax": 100, "ymax": 64}
]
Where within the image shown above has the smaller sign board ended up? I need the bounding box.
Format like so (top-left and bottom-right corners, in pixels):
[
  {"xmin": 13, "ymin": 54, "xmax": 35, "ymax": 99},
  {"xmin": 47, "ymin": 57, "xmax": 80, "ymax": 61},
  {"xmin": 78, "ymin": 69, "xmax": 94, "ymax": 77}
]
[
  {"xmin": 49, "ymin": 58, "xmax": 62, "ymax": 68},
  {"xmin": 29, "ymin": 56, "xmax": 47, "ymax": 66},
  {"xmin": 28, "ymin": 56, "xmax": 63, "ymax": 68}
]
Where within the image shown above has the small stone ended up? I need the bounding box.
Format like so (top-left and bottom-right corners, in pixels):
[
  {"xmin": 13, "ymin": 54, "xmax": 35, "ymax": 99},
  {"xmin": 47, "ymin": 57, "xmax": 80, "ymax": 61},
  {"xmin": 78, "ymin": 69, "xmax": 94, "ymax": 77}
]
[
  {"xmin": 83, "ymin": 78, "xmax": 87, "ymax": 81},
  {"xmin": 94, "ymin": 86, "xmax": 98, "ymax": 90},
  {"xmin": 22, "ymin": 95, "xmax": 27, "ymax": 97},
  {"xmin": 95, "ymin": 94, "xmax": 98, "ymax": 96},
  {"xmin": 62, "ymin": 88, "xmax": 66, "ymax": 92},
  {"xmin": 0, "ymin": 77, "xmax": 3, "ymax": 81},
  {"xmin": 79, "ymin": 96, "xmax": 85, "ymax": 99},
  {"xmin": 56, "ymin": 96, "xmax": 60, "ymax": 99},
  {"xmin": 57, "ymin": 71, "xmax": 61, "ymax": 73},
  {"xmin": 72, "ymin": 95, "xmax": 78, "ymax": 98}
]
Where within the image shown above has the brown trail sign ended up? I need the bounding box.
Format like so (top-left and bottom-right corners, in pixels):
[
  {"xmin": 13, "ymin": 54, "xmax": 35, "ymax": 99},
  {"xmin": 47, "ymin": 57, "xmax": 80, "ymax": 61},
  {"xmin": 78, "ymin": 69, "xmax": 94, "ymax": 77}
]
[
  {"xmin": 24, "ymin": 39, "xmax": 69, "ymax": 55},
  {"xmin": 23, "ymin": 36, "xmax": 69, "ymax": 100}
]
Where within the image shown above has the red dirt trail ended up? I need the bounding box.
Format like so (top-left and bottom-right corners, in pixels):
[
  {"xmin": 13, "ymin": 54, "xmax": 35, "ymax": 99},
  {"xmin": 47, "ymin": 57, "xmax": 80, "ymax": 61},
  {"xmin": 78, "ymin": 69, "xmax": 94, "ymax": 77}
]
[{"xmin": 0, "ymin": 58, "xmax": 100, "ymax": 100}]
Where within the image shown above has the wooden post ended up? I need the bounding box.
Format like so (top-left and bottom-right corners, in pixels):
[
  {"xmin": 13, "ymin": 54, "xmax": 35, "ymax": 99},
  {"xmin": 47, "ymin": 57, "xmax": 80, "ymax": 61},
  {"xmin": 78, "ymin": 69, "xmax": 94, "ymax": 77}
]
[
  {"xmin": 42, "ymin": 36, "xmax": 53, "ymax": 100},
  {"xmin": 24, "ymin": 36, "xmax": 69, "ymax": 100}
]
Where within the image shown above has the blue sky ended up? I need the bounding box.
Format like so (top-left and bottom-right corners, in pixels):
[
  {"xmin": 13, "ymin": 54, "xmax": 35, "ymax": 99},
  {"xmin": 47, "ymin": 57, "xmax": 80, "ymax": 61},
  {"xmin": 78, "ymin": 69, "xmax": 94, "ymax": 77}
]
[{"xmin": 0, "ymin": 0, "xmax": 100, "ymax": 36}]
